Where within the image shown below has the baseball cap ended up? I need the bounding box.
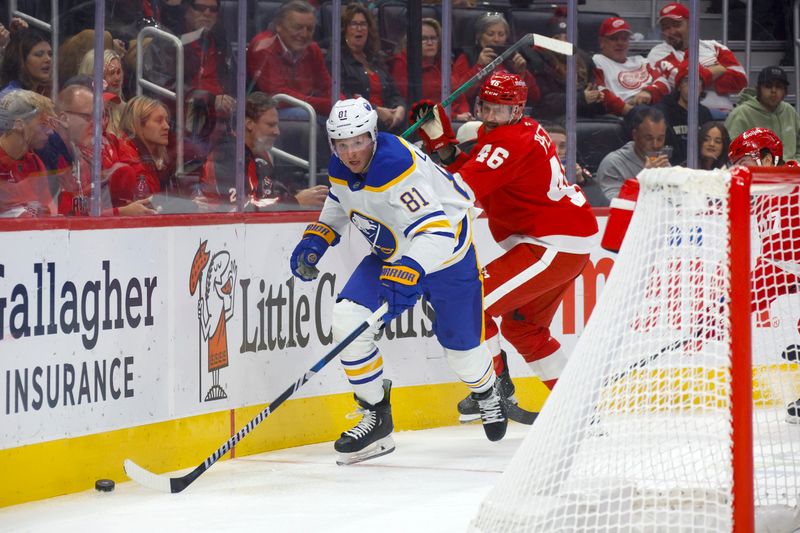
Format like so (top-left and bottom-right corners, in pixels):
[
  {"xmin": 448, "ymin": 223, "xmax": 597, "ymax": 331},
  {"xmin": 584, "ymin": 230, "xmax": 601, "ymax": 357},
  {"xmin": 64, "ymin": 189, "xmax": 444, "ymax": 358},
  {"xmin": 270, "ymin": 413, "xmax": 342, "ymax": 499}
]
[
  {"xmin": 658, "ymin": 2, "xmax": 689, "ymax": 22},
  {"xmin": 757, "ymin": 66, "xmax": 789, "ymax": 87},
  {"xmin": 599, "ymin": 17, "xmax": 632, "ymax": 37}
]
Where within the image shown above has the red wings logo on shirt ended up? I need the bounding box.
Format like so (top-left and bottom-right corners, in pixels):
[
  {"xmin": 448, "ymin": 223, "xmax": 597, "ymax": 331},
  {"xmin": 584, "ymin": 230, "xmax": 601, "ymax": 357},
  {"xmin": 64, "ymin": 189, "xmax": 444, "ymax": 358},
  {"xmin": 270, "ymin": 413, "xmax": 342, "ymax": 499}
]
[{"xmin": 617, "ymin": 66, "xmax": 650, "ymax": 90}]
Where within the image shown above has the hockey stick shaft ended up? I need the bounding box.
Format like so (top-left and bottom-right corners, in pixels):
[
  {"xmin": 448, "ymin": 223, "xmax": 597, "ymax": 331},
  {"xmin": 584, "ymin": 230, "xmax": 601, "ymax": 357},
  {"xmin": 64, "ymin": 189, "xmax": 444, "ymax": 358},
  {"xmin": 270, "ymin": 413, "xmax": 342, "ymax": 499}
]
[
  {"xmin": 401, "ymin": 33, "xmax": 572, "ymax": 139},
  {"xmin": 603, "ymin": 337, "xmax": 691, "ymax": 387},
  {"xmin": 124, "ymin": 302, "xmax": 388, "ymax": 493}
]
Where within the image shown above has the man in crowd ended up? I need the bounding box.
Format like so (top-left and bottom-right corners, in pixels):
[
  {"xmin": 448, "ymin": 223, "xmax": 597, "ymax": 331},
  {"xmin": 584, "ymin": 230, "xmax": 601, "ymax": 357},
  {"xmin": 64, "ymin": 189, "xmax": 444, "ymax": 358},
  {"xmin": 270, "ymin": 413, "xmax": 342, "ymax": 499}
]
[
  {"xmin": 199, "ymin": 91, "xmax": 328, "ymax": 210},
  {"xmin": 593, "ymin": 16, "xmax": 672, "ymax": 117},
  {"xmin": 37, "ymin": 84, "xmax": 155, "ymax": 216},
  {"xmin": 726, "ymin": 66, "xmax": 800, "ymax": 162},
  {"xmin": 647, "ymin": 2, "xmax": 747, "ymax": 118},
  {"xmin": 596, "ymin": 107, "xmax": 671, "ymax": 201},
  {"xmin": 247, "ymin": 0, "xmax": 332, "ymax": 117}
]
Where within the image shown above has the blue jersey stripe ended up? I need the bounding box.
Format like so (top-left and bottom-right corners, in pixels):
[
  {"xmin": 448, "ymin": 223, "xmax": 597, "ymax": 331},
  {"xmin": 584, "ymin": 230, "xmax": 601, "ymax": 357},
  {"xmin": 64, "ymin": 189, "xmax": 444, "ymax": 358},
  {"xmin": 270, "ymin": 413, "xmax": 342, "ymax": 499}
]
[{"xmin": 404, "ymin": 210, "xmax": 447, "ymax": 237}]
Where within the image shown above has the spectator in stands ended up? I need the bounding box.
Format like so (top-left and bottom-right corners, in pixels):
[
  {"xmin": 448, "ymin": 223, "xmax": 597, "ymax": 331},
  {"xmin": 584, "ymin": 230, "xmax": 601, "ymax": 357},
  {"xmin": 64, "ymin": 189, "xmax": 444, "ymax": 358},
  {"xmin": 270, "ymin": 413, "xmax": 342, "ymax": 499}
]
[
  {"xmin": 593, "ymin": 17, "xmax": 671, "ymax": 119},
  {"xmin": 199, "ymin": 92, "xmax": 328, "ymax": 211},
  {"xmin": 110, "ymin": 95, "xmax": 173, "ymax": 209},
  {"xmin": 695, "ymin": 121, "xmax": 729, "ymax": 170},
  {"xmin": 0, "ymin": 89, "xmax": 55, "ymax": 216},
  {"xmin": 390, "ymin": 18, "xmax": 471, "ymax": 121},
  {"xmin": 647, "ymin": 2, "xmax": 747, "ymax": 118},
  {"xmin": 655, "ymin": 62, "xmax": 713, "ymax": 165},
  {"xmin": 452, "ymin": 13, "xmax": 539, "ymax": 112},
  {"xmin": 0, "ymin": 28, "xmax": 53, "ymax": 98},
  {"xmin": 78, "ymin": 49, "xmax": 126, "ymax": 135},
  {"xmin": 38, "ymin": 84, "xmax": 155, "ymax": 216},
  {"xmin": 597, "ymin": 107, "xmax": 670, "ymax": 201},
  {"xmin": 725, "ymin": 66, "xmax": 800, "ymax": 163},
  {"xmin": 247, "ymin": 0, "xmax": 332, "ymax": 117},
  {"xmin": 531, "ymin": 18, "xmax": 604, "ymax": 121},
  {"xmin": 340, "ymin": 3, "xmax": 405, "ymax": 132}
]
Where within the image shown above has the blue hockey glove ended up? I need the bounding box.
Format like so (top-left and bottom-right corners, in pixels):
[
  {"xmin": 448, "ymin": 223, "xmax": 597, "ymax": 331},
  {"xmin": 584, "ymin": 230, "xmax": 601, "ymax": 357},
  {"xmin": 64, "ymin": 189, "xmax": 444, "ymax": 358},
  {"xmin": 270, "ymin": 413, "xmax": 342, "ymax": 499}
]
[
  {"xmin": 290, "ymin": 222, "xmax": 340, "ymax": 282},
  {"xmin": 379, "ymin": 257, "xmax": 425, "ymax": 320}
]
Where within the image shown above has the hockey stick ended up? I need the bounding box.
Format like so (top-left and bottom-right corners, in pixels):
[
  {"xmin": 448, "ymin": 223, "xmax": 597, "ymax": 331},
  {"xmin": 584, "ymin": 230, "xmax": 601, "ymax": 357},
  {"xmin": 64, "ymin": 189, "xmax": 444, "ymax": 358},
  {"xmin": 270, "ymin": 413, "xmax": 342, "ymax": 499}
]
[
  {"xmin": 506, "ymin": 400, "xmax": 538, "ymax": 425},
  {"xmin": 124, "ymin": 302, "xmax": 389, "ymax": 493},
  {"xmin": 602, "ymin": 337, "xmax": 693, "ymax": 387},
  {"xmin": 401, "ymin": 33, "xmax": 573, "ymax": 139}
]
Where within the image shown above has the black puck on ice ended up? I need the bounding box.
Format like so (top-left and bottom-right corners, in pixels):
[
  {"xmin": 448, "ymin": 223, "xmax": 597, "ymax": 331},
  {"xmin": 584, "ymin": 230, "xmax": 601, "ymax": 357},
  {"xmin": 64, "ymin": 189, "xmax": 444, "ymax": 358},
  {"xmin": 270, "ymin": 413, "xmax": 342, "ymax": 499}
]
[{"xmin": 95, "ymin": 479, "xmax": 115, "ymax": 492}]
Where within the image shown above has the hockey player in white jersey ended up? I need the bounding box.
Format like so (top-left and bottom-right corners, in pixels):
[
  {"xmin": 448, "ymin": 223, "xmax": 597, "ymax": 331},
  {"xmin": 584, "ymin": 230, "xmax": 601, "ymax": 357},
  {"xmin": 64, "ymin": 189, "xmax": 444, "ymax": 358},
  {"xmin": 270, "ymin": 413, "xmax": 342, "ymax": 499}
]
[{"xmin": 290, "ymin": 97, "xmax": 507, "ymax": 465}]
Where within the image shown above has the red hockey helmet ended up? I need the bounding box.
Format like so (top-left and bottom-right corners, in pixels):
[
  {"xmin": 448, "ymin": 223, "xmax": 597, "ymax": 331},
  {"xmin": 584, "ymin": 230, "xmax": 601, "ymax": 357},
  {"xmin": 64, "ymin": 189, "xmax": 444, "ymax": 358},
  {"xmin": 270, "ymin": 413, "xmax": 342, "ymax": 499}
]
[
  {"xmin": 728, "ymin": 127, "xmax": 783, "ymax": 166},
  {"xmin": 478, "ymin": 72, "xmax": 528, "ymax": 106}
]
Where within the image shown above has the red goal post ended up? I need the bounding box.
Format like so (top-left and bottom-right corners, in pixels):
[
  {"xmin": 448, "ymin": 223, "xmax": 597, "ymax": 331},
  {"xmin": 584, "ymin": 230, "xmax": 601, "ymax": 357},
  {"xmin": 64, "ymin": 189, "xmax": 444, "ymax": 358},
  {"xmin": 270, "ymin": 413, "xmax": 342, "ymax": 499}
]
[{"xmin": 471, "ymin": 166, "xmax": 800, "ymax": 533}]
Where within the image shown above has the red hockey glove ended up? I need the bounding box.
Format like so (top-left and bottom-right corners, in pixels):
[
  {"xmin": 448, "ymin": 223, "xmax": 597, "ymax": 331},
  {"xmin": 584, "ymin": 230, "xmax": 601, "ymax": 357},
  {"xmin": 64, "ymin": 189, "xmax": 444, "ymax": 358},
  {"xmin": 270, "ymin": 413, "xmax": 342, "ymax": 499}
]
[{"xmin": 409, "ymin": 100, "xmax": 456, "ymax": 153}]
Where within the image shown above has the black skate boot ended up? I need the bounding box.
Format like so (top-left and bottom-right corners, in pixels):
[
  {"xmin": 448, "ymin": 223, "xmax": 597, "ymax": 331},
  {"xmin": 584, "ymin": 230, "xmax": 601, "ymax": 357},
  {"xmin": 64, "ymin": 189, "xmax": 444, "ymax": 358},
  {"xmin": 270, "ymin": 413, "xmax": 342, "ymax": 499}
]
[
  {"xmin": 787, "ymin": 398, "xmax": 800, "ymax": 424},
  {"xmin": 472, "ymin": 383, "xmax": 508, "ymax": 442},
  {"xmin": 458, "ymin": 351, "xmax": 517, "ymax": 423},
  {"xmin": 335, "ymin": 379, "xmax": 395, "ymax": 465}
]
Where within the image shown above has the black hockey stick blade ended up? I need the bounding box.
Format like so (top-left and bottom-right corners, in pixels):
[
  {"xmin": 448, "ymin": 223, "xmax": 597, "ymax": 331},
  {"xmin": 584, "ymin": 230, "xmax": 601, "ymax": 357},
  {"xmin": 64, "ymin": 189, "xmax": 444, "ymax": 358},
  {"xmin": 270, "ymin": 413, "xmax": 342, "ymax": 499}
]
[
  {"xmin": 506, "ymin": 401, "xmax": 538, "ymax": 425},
  {"xmin": 124, "ymin": 302, "xmax": 388, "ymax": 493}
]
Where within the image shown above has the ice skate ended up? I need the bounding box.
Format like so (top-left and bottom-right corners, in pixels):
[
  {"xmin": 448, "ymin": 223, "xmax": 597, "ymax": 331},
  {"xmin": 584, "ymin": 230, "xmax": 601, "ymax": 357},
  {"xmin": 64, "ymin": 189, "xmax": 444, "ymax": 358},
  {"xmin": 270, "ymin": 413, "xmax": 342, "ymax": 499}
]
[
  {"xmin": 473, "ymin": 384, "xmax": 508, "ymax": 442},
  {"xmin": 787, "ymin": 398, "xmax": 800, "ymax": 424},
  {"xmin": 335, "ymin": 379, "xmax": 395, "ymax": 465},
  {"xmin": 458, "ymin": 351, "xmax": 517, "ymax": 423}
]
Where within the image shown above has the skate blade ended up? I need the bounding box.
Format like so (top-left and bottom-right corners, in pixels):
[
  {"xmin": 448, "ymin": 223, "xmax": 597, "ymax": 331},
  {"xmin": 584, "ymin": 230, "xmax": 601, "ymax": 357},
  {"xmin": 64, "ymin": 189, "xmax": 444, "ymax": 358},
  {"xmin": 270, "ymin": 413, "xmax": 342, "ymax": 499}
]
[{"xmin": 336, "ymin": 435, "xmax": 396, "ymax": 466}]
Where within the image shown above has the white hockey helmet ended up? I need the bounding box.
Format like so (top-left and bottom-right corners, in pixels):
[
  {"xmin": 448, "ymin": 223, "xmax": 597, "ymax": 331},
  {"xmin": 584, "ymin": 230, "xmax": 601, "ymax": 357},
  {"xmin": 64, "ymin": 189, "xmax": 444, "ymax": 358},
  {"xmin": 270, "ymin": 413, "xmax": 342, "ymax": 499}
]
[{"xmin": 326, "ymin": 97, "xmax": 379, "ymax": 154}]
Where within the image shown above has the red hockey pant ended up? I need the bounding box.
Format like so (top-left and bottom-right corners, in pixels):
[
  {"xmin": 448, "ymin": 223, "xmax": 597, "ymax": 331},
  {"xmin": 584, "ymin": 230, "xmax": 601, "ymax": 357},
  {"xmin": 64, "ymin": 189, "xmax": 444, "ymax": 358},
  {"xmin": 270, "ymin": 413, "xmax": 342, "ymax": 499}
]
[{"xmin": 482, "ymin": 243, "xmax": 589, "ymax": 366}]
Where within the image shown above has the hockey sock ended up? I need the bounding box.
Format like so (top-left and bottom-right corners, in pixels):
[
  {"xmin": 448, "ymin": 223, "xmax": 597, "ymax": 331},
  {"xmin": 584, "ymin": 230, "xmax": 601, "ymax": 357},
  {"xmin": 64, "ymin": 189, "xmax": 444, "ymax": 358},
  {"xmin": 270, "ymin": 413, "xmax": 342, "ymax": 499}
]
[{"xmin": 446, "ymin": 345, "xmax": 496, "ymax": 394}]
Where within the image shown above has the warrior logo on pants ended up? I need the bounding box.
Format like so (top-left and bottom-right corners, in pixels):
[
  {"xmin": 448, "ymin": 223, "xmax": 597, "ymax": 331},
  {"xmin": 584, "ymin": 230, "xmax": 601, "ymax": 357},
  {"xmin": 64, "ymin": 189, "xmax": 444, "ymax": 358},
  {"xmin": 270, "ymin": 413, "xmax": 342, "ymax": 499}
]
[{"xmin": 190, "ymin": 240, "xmax": 238, "ymax": 402}]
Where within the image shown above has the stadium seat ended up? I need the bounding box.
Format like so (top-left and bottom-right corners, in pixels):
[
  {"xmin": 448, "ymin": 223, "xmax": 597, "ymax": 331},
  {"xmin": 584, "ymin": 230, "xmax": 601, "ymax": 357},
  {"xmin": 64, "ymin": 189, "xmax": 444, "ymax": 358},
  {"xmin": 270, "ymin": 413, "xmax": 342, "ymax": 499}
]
[
  {"xmin": 577, "ymin": 11, "xmax": 617, "ymax": 53},
  {"xmin": 507, "ymin": 9, "xmax": 553, "ymax": 42},
  {"xmin": 253, "ymin": 0, "xmax": 283, "ymax": 39},
  {"xmin": 575, "ymin": 117, "xmax": 626, "ymax": 176},
  {"xmin": 272, "ymin": 119, "xmax": 332, "ymax": 181},
  {"xmin": 377, "ymin": 3, "xmax": 439, "ymax": 51}
]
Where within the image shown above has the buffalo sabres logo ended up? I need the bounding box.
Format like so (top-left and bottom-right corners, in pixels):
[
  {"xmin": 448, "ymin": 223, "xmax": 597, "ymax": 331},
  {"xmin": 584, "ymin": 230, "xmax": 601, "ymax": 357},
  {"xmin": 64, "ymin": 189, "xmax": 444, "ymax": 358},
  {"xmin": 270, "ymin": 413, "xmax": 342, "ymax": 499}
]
[{"xmin": 350, "ymin": 210, "xmax": 398, "ymax": 260}]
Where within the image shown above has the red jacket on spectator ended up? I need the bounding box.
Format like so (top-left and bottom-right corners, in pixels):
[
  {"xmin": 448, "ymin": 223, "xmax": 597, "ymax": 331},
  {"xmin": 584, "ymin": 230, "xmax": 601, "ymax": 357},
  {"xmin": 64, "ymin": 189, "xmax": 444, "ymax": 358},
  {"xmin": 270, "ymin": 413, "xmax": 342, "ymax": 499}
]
[
  {"xmin": 108, "ymin": 135, "xmax": 164, "ymax": 207},
  {"xmin": 247, "ymin": 31, "xmax": 332, "ymax": 116},
  {"xmin": 452, "ymin": 50, "xmax": 540, "ymax": 110},
  {"xmin": 390, "ymin": 51, "xmax": 470, "ymax": 118},
  {"xmin": 0, "ymin": 146, "xmax": 52, "ymax": 217}
]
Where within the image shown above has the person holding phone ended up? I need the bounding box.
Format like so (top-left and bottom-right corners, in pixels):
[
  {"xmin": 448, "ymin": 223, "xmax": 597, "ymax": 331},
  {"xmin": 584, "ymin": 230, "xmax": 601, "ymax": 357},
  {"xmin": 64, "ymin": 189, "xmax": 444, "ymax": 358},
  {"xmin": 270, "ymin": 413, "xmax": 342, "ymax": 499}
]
[{"xmin": 452, "ymin": 13, "xmax": 539, "ymax": 113}]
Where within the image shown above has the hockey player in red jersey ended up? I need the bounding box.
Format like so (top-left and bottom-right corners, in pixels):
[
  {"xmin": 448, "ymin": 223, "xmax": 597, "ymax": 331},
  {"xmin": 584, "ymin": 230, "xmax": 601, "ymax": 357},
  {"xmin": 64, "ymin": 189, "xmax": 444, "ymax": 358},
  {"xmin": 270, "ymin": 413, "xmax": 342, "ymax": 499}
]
[
  {"xmin": 729, "ymin": 127, "xmax": 800, "ymax": 423},
  {"xmin": 411, "ymin": 72, "xmax": 600, "ymax": 421}
]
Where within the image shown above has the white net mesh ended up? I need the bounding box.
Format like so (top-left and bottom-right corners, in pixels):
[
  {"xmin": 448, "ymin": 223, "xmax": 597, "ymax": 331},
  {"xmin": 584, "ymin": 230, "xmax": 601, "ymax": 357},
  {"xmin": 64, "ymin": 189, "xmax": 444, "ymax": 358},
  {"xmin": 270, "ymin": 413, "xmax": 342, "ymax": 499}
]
[{"xmin": 470, "ymin": 167, "xmax": 800, "ymax": 533}]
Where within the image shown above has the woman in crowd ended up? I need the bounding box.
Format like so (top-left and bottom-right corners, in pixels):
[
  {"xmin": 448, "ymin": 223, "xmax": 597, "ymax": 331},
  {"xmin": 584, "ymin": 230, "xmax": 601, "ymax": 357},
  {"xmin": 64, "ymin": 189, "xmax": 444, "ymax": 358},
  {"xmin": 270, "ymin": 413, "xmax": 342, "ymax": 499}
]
[
  {"xmin": 696, "ymin": 121, "xmax": 730, "ymax": 170},
  {"xmin": 0, "ymin": 28, "xmax": 53, "ymax": 98},
  {"xmin": 78, "ymin": 49, "xmax": 126, "ymax": 135},
  {"xmin": 0, "ymin": 89, "xmax": 55, "ymax": 216},
  {"xmin": 110, "ymin": 95, "xmax": 172, "ymax": 208},
  {"xmin": 340, "ymin": 3, "xmax": 406, "ymax": 132},
  {"xmin": 452, "ymin": 13, "xmax": 539, "ymax": 111},
  {"xmin": 390, "ymin": 18, "xmax": 471, "ymax": 121}
]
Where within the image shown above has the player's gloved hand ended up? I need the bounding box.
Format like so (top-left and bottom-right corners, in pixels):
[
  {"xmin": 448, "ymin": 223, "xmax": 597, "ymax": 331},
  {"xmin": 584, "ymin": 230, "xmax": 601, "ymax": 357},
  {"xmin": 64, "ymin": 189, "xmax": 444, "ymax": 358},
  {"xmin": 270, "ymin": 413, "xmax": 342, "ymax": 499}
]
[
  {"xmin": 409, "ymin": 100, "xmax": 456, "ymax": 153},
  {"xmin": 379, "ymin": 256, "xmax": 425, "ymax": 321},
  {"xmin": 290, "ymin": 222, "xmax": 340, "ymax": 282}
]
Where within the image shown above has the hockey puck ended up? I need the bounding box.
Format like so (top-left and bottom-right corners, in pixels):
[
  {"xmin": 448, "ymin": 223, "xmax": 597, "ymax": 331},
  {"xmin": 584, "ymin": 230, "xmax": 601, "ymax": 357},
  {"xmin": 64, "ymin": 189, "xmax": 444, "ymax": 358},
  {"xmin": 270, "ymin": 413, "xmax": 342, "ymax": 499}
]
[{"xmin": 95, "ymin": 479, "xmax": 115, "ymax": 492}]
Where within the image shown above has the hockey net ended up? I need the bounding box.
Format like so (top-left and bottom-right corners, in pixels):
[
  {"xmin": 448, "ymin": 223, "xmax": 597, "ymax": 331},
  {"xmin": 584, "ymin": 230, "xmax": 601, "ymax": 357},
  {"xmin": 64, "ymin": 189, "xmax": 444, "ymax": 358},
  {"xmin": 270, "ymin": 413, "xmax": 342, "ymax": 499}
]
[{"xmin": 471, "ymin": 167, "xmax": 800, "ymax": 532}]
